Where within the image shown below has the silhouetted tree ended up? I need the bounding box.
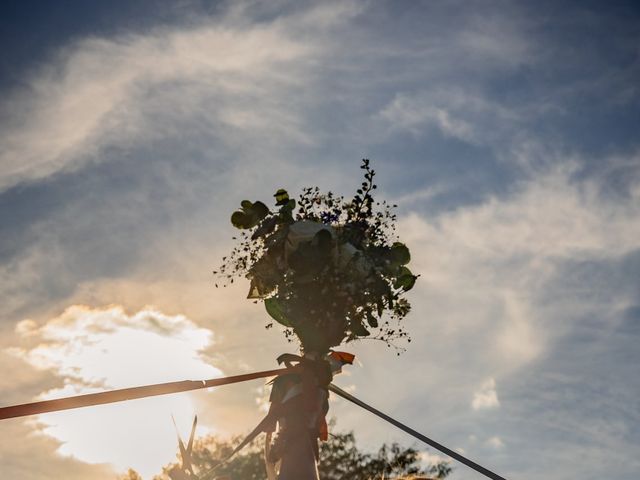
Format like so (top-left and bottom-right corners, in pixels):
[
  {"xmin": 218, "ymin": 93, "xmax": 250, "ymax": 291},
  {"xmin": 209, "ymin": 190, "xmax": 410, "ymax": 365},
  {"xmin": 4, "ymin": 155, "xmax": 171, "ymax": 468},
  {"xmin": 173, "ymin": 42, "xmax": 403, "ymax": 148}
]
[
  {"xmin": 120, "ymin": 426, "xmax": 451, "ymax": 480},
  {"xmin": 318, "ymin": 430, "xmax": 451, "ymax": 480}
]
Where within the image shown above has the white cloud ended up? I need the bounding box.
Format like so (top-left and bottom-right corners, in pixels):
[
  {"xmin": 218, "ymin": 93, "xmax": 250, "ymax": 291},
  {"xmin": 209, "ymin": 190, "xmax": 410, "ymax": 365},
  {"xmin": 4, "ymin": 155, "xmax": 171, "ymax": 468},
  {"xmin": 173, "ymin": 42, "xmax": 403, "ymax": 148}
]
[
  {"xmin": 472, "ymin": 378, "xmax": 500, "ymax": 411},
  {"xmin": 375, "ymin": 86, "xmax": 562, "ymax": 168},
  {"xmin": 486, "ymin": 436, "xmax": 505, "ymax": 449},
  {"xmin": 389, "ymin": 184, "xmax": 449, "ymax": 207},
  {"xmin": 378, "ymin": 92, "xmax": 479, "ymax": 142},
  {"xmin": 419, "ymin": 450, "xmax": 452, "ymax": 466},
  {"xmin": 0, "ymin": 3, "xmax": 638, "ymax": 479},
  {"xmin": 0, "ymin": 5, "xmax": 341, "ymax": 192},
  {"xmin": 456, "ymin": 11, "xmax": 532, "ymax": 66},
  {"xmin": 8, "ymin": 305, "xmax": 220, "ymax": 478},
  {"xmin": 398, "ymin": 162, "xmax": 640, "ymax": 371},
  {"xmin": 0, "ymin": 0, "xmax": 541, "ymax": 194},
  {"xmin": 336, "ymin": 156, "xmax": 639, "ymax": 462}
]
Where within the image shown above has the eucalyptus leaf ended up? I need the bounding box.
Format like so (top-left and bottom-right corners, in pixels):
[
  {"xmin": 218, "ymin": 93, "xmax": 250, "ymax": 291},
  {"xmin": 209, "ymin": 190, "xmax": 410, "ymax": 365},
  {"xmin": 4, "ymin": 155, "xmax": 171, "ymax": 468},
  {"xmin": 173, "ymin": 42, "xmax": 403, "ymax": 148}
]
[
  {"xmin": 264, "ymin": 298, "xmax": 291, "ymax": 327},
  {"xmin": 394, "ymin": 266, "xmax": 417, "ymax": 291},
  {"xmin": 390, "ymin": 242, "xmax": 411, "ymax": 265},
  {"xmin": 232, "ymin": 200, "xmax": 270, "ymax": 229},
  {"xmin": 231, "ymin": 211, "xmax": 250, "ymax": 229},
  {"xmin": 217, "ymin": 159, "xmax": 415, "ymax": 352},
  {"xmin": 251, "ymin": 201, "xmax": 269, "ymax": 220}
]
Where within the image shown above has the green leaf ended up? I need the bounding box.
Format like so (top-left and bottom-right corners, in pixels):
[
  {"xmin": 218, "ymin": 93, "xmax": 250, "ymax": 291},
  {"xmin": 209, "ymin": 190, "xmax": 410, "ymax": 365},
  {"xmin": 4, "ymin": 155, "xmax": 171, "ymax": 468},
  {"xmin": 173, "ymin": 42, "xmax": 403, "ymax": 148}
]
[
  {"xmin": 390, "ymin": 242, "xmax": 411, "ymax": 265},
  {"xmin": 233, "ymin": 200, "xmax": 270, "ymax": 229},
  {"xmin": 251, "ymin": 201, "xmax": 269, "ymax": 220},
  {"xmin": 264, "ymin": 298, "xmax": 291, "ymax": 327},
  {"xmin": 394, "ymin": 266, "xmax": 417, "ymax": 291},
  {"xmin": 231, "ymin": 211, "xmax": 250, "ymax": 229},
  {"xmin": 366, "ymin": 312, "xmax": 378, "ymax": 328}
]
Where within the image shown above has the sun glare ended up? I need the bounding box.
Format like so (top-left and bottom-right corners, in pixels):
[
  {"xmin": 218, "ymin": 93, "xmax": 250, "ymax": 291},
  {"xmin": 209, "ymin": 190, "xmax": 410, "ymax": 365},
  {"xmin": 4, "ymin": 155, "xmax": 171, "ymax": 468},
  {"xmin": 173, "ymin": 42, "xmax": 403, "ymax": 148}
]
[{"xmin": 15, "ymin": 305, "xmax": 221, "ymax": 478}]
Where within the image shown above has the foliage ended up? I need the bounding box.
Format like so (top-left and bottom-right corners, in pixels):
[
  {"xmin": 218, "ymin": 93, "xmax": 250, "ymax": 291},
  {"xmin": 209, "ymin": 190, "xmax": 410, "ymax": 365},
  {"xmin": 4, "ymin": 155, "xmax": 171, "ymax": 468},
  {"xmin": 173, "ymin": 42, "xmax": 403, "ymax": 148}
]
[
  {"xmin": 121, "ymin": 426, "xmax": 451, "ymax": 480},
  {"xmin": 215, "ymin": 159, "xmax": 417, "ymax": 353},
  {"xmin": 119, "ymin": 469, "xmax": 143, "ymax": 480},
  {"xmin": 318, "ymin": 429, "xmax": 451, "ymax": 480},
  {"xmin": 153, "ymin": 435, "xmax": 266, "ymax": 480}
]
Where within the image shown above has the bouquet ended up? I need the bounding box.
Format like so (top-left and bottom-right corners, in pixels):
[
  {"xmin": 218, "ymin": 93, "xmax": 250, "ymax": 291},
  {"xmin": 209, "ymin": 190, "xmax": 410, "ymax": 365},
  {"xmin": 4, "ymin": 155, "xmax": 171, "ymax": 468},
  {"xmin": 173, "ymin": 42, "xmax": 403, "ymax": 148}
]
[{"xmin": 215, "ymin": 159, "xmax": 417, "ymax": 354}]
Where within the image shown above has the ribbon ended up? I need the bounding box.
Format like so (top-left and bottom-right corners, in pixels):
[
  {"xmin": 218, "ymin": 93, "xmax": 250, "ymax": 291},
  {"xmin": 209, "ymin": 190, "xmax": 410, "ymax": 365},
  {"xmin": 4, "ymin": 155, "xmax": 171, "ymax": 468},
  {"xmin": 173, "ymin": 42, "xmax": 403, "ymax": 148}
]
[{"xmin": 203, "ymin": 351, "xmax": 354, "ymax": 479}]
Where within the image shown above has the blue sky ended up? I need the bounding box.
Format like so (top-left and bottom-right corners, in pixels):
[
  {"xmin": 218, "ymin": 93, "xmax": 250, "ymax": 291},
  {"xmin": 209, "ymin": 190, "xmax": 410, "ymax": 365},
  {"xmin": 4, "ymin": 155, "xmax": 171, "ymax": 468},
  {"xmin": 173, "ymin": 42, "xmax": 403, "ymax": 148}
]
[{"xmin": 0, "ymin": 1, "xmax": 639, "ymax": 479}]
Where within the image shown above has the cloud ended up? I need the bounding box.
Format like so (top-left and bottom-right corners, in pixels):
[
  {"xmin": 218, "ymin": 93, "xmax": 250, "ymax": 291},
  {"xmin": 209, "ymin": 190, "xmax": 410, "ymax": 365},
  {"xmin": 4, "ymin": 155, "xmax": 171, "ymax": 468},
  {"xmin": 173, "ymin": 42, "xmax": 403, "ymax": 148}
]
[
  {"xmin": 0, "ymin": 420, "xmax": 116, "ymax": 480},
  {"xmin": 392, "ymin": 161, "xmax": 639, "ymax": 377},
  {"xmin": 11, "ymin": 305, "xmax": 219, "ymax": 384},
  {"xmin": 472, "ymin": 378, "xmax": 500, "ymax": 411},
  {"xmin": 0, "ymin": 2, "xmax": 361, "ymax": 192},
  {"xmin": 0, "ymin": 0, "xmax": 545, "ymax": 196},
  {"xmin": 0, "ymin": 1, "xmax": 373, "ymax": 330},
  {"xmin": 0, "ymin": 2, "xmax": 639, "ymax": 479},
  {"xmin": 7, "ymin": 305, "xmax": 220, "ymax": 478},
  {"xmin": 377, "ymin": 89, "xmax": 517, "ymax": 145},
  {"xmin": 0, "ymin": 0, "xmax": 612, "ymax": 330},
  {"xmin": 328, "ymin": 155, "xmax": 639, "ymax": 475},
  {"xmin": 486, "ymin": 436, "xmax": 504, "ymax": 449},
  {"xmin": 374, "ymin": 85, "xmax": 580, "ymax": 176},
  {"xmin": 419, "ymin": 450, "xmax": 453, "ymax": 468},
  {"xmin": 379, "ymin": 94, "xmax": 477, "ymax": 141}
]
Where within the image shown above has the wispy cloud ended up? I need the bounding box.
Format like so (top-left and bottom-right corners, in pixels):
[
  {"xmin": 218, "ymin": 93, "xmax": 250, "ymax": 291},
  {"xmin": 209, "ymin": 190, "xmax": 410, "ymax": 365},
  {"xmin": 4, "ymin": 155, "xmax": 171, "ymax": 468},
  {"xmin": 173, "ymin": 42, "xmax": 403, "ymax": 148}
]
[
  {"xmin": 0, "ymin": 4, "xmax": 342, "ymax": 192},
  {"xmin": 1, "ymin": 2, "xmax": 639, "ymax": 479},
  {"xmin": 395, "ymin": 160, "xmax": 639, "ymax": 375},
  {"xmin": 330, "ymin": 153, "xmax": 639, "ymax": 477}
]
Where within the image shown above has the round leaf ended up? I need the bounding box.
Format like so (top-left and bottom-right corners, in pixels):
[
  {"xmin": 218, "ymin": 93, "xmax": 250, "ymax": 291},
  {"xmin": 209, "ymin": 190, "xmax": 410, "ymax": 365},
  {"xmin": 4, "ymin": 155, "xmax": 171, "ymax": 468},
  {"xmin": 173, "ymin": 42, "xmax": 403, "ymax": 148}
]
[
  {"xmin": 251, "ymin": 201, "xmax": 269, "ymax": 220},
  {"xmin": 231, "ymin": 211, "xmax": 250, "ymax": 229},
  {"xmin": 394, "ymin": 266, "xmax": 417, "ymax": 291},
  {"xmin": 390, "ymin": 242, "xmax": 411, "ymax": 265}
]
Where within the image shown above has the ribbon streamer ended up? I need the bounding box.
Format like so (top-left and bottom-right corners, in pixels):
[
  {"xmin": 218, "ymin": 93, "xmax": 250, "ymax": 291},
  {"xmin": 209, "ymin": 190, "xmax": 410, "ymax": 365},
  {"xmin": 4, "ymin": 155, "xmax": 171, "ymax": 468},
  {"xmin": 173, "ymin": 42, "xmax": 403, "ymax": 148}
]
[
  {"xmin": 329, "ymin": 383, "xmax": 508, "ymax": 480},
  {"xmin": 0, "ymin": 365, "xmax": 509, "ymax": 480},
  {"xmin": 0, "ymin": 367, "xmax": 299, "ymax": 420}
]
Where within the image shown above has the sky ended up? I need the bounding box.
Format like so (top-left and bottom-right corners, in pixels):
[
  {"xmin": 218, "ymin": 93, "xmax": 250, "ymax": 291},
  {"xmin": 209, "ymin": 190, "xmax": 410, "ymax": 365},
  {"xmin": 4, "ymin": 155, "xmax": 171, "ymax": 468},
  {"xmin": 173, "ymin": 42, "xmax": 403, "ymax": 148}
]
[{"xmin": 0, "ymin": 0, "xmax": 639, "ymax": 479}]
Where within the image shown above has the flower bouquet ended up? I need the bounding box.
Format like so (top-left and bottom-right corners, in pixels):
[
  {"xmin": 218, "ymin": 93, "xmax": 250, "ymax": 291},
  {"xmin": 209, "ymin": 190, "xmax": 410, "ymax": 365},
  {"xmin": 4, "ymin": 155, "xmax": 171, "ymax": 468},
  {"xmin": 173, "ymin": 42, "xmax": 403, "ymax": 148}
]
[{"xmin": 215, "ymin": 159, "xmax": 417, "ymax": 354}]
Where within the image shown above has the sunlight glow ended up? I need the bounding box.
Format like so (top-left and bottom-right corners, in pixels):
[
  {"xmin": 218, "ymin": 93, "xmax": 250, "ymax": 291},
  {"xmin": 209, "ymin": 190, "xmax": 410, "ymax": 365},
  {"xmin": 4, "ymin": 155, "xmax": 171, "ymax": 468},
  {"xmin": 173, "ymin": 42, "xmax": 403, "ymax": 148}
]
[{"xmin": 14, "ymin": 305, "xmax": 220, "ymax": 478}]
